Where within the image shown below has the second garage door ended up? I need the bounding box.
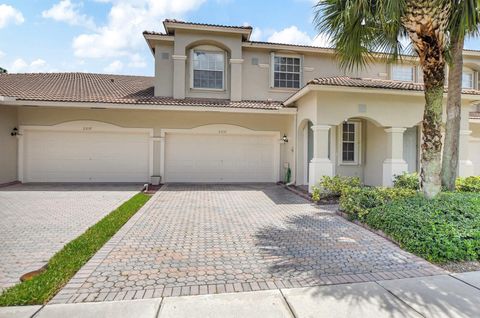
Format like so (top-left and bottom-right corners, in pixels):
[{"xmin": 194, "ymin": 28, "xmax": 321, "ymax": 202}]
[{"xmin": 164, "ymin": 133, "xmax": 277, "ymax": 183}]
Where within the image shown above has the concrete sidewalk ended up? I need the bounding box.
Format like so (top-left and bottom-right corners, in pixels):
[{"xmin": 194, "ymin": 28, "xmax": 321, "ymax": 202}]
[{"xmin": 2, "ymin": 272, "xmax": 480, "ymax": 318}]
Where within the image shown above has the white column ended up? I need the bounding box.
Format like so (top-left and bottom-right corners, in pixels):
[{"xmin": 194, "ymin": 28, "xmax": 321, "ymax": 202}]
[
  {"xmin": 229, "ymin": 58, "xmax": 243, "ymax": 101},
  {"xmin": 382, "ymin": 127, "xmax": 408, "ymax": 187},
  {"xmin": 308, "ymin": 125, "xmax": 333, "ymax": 192},
  {"xmin": 172, "ymin": 55, "xmax": 187, "ymax": 99},
  {"xmin": 459, "ymin": 129, "xmax": 474, "ymax": 177}
]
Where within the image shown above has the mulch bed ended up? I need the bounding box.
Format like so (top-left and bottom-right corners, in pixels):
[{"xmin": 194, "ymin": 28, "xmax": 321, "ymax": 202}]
[{"xmin": 439, "ymin": 261, "xmax": 480, "ymax": 273}]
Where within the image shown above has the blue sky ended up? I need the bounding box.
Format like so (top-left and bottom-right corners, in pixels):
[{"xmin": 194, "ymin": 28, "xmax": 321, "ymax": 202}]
[{"xmin": 1, "ymin": 0, "xmax": 479, "ymax": 76}]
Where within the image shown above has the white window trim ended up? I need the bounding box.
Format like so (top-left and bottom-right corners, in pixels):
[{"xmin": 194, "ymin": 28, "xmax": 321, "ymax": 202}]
[
  {"xmin": 270, "ymin": 52, "xmax": 303, "ymax": 89},
  {"xmin": 338, "ymin": 121, "xmax": 361, "ymax": 166},
  {"xmin": 462, "ymin": 69, "xmax": 474, "ymax": 89},
  {"xmin": 190, "ymin": 49, "xmax": 227, "ymax": 91},
  {"xmin": 390, "ymin": 64, "xmax": 415, "ymax": 82}
]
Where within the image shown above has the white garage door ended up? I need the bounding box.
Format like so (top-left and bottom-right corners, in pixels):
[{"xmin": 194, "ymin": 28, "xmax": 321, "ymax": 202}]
[
  {"xmin": 23, "ymin": 129, "xmax": 150, "ymax": 182},
  {"xmin": 165, "ymin": 133, "xmax": 277, "ymax": 183}
]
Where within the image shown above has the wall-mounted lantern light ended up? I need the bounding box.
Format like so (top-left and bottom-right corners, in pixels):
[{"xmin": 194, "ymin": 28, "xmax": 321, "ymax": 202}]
[
  {"xmin": 282, "ymin": 134, "xmax": 289, "ymax": 143},
  {"xmin": 11, "ymin": 127, "xmax": 20, "ymax": 136}
]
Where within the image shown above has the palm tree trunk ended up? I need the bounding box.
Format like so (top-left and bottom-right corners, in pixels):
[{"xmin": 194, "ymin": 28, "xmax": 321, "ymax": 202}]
[
  {"xmin": 421, "ymin": 81, "xmax": 444, "ymax": 199},
  {"xmin": 402, "ymin": 0, "xmax": 450, "ymax": 199},
  {"xmin": 441, "ymin": 35, "xmax": 464, "ymax": 190}
]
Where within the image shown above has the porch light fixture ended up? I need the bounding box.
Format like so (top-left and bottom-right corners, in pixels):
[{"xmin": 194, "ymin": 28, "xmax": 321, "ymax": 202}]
[
  {"xmin": 10, "ymin": 127, "xmax": 20, "ymax": 136},
  {"xmin": 282, "ymin": 134, "xmax": 289, "ymax": 143}
]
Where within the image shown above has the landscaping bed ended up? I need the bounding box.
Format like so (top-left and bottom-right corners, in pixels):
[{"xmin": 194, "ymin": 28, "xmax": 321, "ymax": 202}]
[
  {"xmin": 313, "ymin": 175, "xmax": 480, "ymax": 268},
  {"xmin": 0, "ymin": 192, "xmax": 151, "ymax": 306}
]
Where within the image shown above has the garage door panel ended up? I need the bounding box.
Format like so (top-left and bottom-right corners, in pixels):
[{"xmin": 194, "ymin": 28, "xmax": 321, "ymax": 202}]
[
  {"xmin": 24, "ymin": 130, "xmax": 150, "ymax": 183},
  {"xmin": 165, "ymin": 133, "xmax": 276, "ymax": 183}
]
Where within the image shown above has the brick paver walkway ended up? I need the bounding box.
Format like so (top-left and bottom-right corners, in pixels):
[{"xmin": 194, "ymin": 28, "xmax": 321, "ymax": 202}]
[
  {"xmin": 53, "ymin": 184, "xmax": 444, "ymax": 304},
  {"xmin": 0, "ymin": 184, "xmax": 140, "ymax": 292}
]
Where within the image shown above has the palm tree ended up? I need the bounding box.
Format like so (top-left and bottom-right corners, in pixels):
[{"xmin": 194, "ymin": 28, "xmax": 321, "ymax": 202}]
[
  {"xmin": 441, "ymin": 0, "xmax": 479, "ymax": 190},
  {"xmin": 314, "ymin": 0, "xmax": 451, "ymax": 198}
]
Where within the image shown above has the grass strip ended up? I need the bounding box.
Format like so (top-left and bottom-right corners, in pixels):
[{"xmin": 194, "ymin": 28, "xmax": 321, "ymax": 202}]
[{"xmin": 0, "ymin": 192, "xmax": 151, "ymax": 306}]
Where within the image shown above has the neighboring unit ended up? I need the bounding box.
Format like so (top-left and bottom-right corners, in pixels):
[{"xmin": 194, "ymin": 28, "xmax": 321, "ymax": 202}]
[{"xmin": 1, "ymin": 19, "xmax": 479, "ymax": 190}]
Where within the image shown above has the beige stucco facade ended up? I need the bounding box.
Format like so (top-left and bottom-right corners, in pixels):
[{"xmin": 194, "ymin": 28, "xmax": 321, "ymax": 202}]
[
  {"xmin": 1, "ymin": 20, "xmax": 480, "ymax": 187},
  {"xmin": 289, "ymin": 86, "xmax": 478, "ymax": 190},
  {"xmin": 6, "ymin": 106, "xmax": 294, "ymax": 183},
  {"xmin": 0, "ymin": 106, "xmax": 18, "ymax": 184}
]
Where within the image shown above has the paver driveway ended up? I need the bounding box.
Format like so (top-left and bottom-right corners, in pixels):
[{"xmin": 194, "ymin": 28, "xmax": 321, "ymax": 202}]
[
  {"xmin": 0, "ymin": 183, "xmax": 140, "ymax": 292},
  {"xmin": 54, "ymin": 184, "xmax": 444, "ymax": 304}
]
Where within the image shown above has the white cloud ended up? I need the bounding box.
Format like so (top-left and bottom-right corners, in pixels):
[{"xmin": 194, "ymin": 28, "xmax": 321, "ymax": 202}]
[
  {"xmin": 72, "ymin": 0, "xmax": 205, "ymax": 59},
  {"xmin": 246, "ymin": 25, "xmax": 332, "ymax": 48},
  {"xmin": 267, "ymin": 26, "xmax": 312, "ymax": 45},
  {"xmin": 311, "ymin": 33, "xmax": 332, "ymax": 48},
  {"xmin": 10, "ymin": 58, "xmax": 50, "ymax": 73},
  {"xmin": 42, "ymin": 0, "xmax": 96, "ymax": 30},
  {"xmin": 250, "ymin": 27, "xmax": 263, "ymax": 41},
  {"xmin": 104, "ymin": 60, "xmax": 123, "ymax": 73},
  {"xmin": 0, "ymin": 4, "xmax": 25, "ymax": 29},
  {"xmin": 128, "ymin": 54, "xmax": 146, "ymax": 68}
]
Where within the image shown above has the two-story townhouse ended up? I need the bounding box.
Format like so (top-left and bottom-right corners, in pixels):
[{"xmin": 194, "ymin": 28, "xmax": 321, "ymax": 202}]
[{"xmin": 1, "ymin": 19, "xmax": 479, "ymax": 191}]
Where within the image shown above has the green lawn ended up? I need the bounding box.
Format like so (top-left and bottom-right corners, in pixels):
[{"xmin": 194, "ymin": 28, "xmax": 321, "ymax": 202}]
[{"xmin": 0, "ymin": 193, "xmax": 151, "ymax": 306}]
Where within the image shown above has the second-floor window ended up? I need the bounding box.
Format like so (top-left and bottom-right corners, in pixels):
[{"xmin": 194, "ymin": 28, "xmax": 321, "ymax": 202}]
[
  {"xmin": 391, "ymin": 65, "xmax": 415, "ymax": 82},
  {"xmin": 462, "ymin": 71, "xmax": 474, "ymax": 89},
  {"xmin": 273, "ymin": 55, "xmax": 301, "ymax": 88},
  {"xmin": 192, "ymin": 50, "xmax": 225, "ymax": 90}
]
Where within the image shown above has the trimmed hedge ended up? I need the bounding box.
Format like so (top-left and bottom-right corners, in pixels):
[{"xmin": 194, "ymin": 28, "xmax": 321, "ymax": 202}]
[
  {"xmin": 393, "ymin": 172, "xmax": 420, "ymax": 190},
  {"xmin": 456, "ymin": 176, "xmax": 480, "ymax": 192},
  {"xmin": 339, "ymin": 186, "xmax": 416, "ymax": 220},
  {"xmin": 365, "ymin": 192, "xmax": 480, "ymax": 263},
  {"xmin": 312, "ymin": 175, "xmax": 361, "ymax": 202}
]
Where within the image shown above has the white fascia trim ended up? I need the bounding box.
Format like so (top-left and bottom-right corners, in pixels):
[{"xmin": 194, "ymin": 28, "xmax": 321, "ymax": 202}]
[
  {"xmin": 0, "ymin": 100, "xmax": 296, "ymax": 115},
  {"xmin": 283, "ymin": 84, "xmax": 480, "ymax": 106},
  {"xmin": 0, "ymin": 96, "xmax": 17, "ymax": 102},
  {"xmin": 470, "ymin": 119, "xmax": 480, "ymax": 123},
  {"xmin": 143, "ymin": 34, "xmax": 174, "ymax": 41}
]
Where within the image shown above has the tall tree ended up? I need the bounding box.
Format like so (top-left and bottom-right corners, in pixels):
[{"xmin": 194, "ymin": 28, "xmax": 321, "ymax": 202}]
[
  {"xmin": 441, "ymin": 0, "xmax": 479, "ymax": 190},
  {"xmin": 315, "ymin": 0, "xmax": 451, "ymax": 198}
]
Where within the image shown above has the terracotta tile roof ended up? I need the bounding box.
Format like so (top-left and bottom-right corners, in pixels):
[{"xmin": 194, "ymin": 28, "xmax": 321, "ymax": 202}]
[
  {"xmin": 0, "ymin": 72, "xmax": 283, "ymax": 110},
  {"xmin": 143, "ymin": 30, "xmax": 169, "ymax": 36},
  {"xmin": 245, "ymin": 40, "xmax": 332, "ymax": 50},
  {"xmin": 163, "ymin": 19, "xmax": 252, "ymax": 30},
  {"xmin": 308, "ymin": 76, "xmax": 480, "ymax": 96}
]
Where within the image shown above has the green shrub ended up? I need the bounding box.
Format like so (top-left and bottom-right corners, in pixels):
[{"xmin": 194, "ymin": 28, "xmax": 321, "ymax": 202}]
[
  {"xmin": 365, "ymin": 192, "xmax": 480, "ymax": 263},
  {"xmin": 312, "ymin": 175, "xmax": 361, "ymax": 202},
  {"xmin": 456, "ymin": 176, "xmax": 480, "ymax": 192},
  {"xmin": 339, "ymin": 186, "xmax": 416, "ymax": 220},
  {"xmin": 393, "ymin": 172, "xmax": 420, "ymax": 190}
]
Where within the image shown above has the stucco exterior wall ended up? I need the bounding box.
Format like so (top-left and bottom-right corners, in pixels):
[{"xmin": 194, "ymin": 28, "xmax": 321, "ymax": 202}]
[
  {"xmin": 154, "ymin": 43, "xmax": 174, "ymax": 97},
  {"xmin": 363, "ymin": 121, "xmax": 388, "ymax": 186},
  {"xmin": 151, "ymin": 28, "xmax": 425, "ymax": 102},
  {"xmin": 0, "ymin": 106, "xmax": 18, "ymax": 184},
  {"xmin": 471, "ymin": 121, "xmax": 480, "ymax": 175},
  {"xmin": 17, "ymin": 107, "xmax": 294, "ymax": 181}
]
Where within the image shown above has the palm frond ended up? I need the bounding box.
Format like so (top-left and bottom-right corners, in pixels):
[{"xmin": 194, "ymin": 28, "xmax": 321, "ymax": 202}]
[{"xmin": 314, "ymin": 0, "xmax": 407, "ymax": 71}]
